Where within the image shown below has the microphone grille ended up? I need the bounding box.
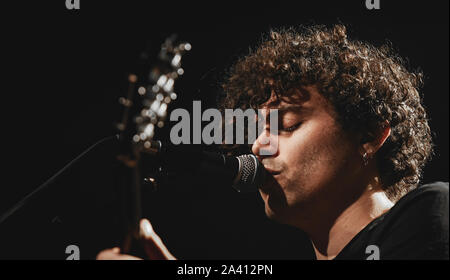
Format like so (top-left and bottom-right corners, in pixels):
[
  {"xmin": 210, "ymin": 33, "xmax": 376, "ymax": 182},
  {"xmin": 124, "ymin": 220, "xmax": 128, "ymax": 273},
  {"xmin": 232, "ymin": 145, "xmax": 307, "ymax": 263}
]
[{"xmin": 232, "ymin": 154, "xmax": 265, "ymax": 193}]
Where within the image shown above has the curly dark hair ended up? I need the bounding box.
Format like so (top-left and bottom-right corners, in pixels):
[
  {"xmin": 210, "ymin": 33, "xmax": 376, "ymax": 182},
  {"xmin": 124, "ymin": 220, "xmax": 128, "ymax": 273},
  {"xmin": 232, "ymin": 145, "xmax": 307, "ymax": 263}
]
[{"xmin": 220, "ymin": 24, "xmax": 433, "ymax": 202}]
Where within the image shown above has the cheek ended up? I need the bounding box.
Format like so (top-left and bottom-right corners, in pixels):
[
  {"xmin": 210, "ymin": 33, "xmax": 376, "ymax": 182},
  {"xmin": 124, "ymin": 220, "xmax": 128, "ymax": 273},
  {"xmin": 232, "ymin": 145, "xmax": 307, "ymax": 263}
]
[{"xmin": 279, "ymin": 122, "xmax": 355, "ymax": 194}]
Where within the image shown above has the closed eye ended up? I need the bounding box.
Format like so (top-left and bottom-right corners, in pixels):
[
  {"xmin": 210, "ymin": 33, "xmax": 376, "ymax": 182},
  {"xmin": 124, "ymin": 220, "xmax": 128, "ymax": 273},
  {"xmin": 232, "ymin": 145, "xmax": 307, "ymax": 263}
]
[{"xmin": 279, "ymin": 122, "xmax": 302, "ymax": 133}]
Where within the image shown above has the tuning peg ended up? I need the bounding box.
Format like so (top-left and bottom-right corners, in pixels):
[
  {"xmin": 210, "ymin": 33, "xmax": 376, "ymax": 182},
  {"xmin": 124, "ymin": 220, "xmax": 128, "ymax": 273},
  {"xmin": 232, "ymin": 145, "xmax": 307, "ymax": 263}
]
[
  {"xmin": 143, "ymin": 177, "xmax": 158, "ymax": 192},
  {"xmin": 171, "ymin": 54, "xmax": 182, "ymax": 68},
  {"xmin": 118, "ymin": 97, "xmax": 133, "ymax": 107},
  {"xmin": 183, "ymin": 43, "xmax": 192, "ymax": 51},
  {"xmin": 149, "ymin": 68, "xmax": 161, "ymax": 82},
  {"xmin": 138, "ymin": 86, "xmax": 146, "ymax": 96},
  {"xmin": 116, "ymin": 123, "xmax": 126, "ymax": 132},
  {"xmin": 128, "ymin": 74, "xmax": 138, "ymax": 83}
]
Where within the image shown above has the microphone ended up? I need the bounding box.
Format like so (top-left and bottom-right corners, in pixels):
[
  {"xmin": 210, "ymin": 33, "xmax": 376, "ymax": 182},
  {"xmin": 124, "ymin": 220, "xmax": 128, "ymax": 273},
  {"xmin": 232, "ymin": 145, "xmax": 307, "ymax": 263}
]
[
  {"xmin": 143, "ymin": 140, "xmax": 266, "ymax": 193},
  {"xmin": 197, "ymin": 152, "xmax": 266, "ymax": 193}
]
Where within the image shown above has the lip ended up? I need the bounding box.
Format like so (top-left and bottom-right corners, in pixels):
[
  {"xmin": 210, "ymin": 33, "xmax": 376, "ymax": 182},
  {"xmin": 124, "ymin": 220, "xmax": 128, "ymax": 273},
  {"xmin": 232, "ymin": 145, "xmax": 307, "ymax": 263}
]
[{"xmin": 264, "ymin": 168, "xmax": 281, "ymax": 176}]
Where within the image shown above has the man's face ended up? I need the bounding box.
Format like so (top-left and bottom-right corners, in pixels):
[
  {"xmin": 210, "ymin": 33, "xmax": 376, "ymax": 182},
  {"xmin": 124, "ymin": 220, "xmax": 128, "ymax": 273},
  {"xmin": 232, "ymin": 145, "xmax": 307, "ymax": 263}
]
[{"xmin": 252, "ymin": 85, "xmax": 363, "ymax": 225}]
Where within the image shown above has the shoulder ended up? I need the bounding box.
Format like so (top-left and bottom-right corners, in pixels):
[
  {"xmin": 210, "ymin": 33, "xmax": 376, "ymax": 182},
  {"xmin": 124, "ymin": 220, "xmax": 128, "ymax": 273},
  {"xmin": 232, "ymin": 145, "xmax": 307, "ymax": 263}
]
[
  {"xmin": 392, "ymin": 181, "xmax": 448, "ymax": 219},
  {"xmin": 333, "ymin": 182, "xmax": 448, "ymax": 260},
  {"xmin": 405, "ymin": 181, "xmax": 448, "ymax": 199},
  {"xmin": 376, "ymin": 181, "xmax": 449, "ymax": 259}
]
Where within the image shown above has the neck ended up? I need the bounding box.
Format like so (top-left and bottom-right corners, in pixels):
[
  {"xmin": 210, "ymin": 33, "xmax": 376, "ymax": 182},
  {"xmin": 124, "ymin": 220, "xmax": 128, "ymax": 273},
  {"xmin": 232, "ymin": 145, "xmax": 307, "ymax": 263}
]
[{"xmin": 302, "ymin": 176, "xmax": 394, "ymax": 260}]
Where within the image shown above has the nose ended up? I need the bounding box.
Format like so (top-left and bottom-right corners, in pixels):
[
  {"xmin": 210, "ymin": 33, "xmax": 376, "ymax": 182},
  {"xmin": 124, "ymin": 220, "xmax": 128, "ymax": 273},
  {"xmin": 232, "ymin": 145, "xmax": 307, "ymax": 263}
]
[{"xmin": 252, "ymin": 128, "xmax": 279, "ymax": 158}]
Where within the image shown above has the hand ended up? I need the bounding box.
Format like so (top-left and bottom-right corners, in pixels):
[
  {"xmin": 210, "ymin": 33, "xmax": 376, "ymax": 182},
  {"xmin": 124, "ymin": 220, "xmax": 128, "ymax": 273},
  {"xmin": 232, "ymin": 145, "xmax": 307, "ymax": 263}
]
[{"xmin": 96, "ymin": 218, "xmax": 176, "ymax": 260}]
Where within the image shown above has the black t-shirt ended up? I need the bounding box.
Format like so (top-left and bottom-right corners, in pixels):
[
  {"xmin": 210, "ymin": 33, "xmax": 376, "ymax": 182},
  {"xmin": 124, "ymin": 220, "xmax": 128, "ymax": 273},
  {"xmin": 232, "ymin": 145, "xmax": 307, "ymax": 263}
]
[{"xmin": 334, "ymin": 182, "xmax": 449, "ymax": 260}]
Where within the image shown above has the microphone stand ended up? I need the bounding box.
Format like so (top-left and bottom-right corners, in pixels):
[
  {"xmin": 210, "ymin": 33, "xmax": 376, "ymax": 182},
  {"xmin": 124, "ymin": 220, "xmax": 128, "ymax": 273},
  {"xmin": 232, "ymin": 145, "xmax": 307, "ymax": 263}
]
[{"xmin": 0, "ymin": 134, "xmax": 120, "ymax": 226}]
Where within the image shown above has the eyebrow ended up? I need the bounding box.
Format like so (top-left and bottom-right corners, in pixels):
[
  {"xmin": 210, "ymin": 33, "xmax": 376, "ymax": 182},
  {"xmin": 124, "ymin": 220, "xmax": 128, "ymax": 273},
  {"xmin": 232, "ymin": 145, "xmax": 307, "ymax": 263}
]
[
  {"xmin": 259, "ymin": 105, "xmax": 311, "ymax": 124},
  {"xmin": 277, "ymin": 105, "xmax": 310, "ymax": 115},
  {"xmin": 269, "ymin": 105, "xmax": 312, "ymax": 121}
]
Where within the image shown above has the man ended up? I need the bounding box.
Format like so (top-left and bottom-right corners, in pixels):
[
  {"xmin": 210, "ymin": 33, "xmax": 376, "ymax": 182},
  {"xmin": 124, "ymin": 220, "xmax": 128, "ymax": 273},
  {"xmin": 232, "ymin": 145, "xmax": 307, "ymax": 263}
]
[{"xmin": 97, "ymin": 24, "xmax": 448, "ymax": 260}]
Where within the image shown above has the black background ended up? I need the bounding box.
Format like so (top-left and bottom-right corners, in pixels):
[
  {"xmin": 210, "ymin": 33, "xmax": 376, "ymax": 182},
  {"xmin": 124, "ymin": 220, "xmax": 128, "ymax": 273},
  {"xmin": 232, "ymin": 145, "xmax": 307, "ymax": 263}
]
[{"xmin": 0, "ymin": 0, "xmax": 448, "ymax": 259}]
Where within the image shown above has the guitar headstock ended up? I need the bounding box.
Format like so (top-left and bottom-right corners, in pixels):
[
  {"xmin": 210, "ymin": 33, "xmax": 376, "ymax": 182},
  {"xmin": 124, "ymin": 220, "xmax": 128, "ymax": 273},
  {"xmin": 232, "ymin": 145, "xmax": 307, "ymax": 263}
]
[{"xmin": 116, "ymin": 35, "xmax": 191, "ymax": 156}]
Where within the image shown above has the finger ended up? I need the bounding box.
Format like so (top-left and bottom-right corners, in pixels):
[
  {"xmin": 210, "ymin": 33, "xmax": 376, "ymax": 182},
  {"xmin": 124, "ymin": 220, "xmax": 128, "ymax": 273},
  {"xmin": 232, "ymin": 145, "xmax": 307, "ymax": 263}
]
[
  {"xmin": 96, "ymin": 248, "xmax": 115, "ymax": 260},
  {"xmin": 140, "ymin": 218, "xmax": 176, "ymax": 260},
  {"xmin": 96, "ymin": 248, "xmax": 143, "ymax": 260},
  {"xmin": 112, "ymin": 247, "xmax": 121, "ymax": 253}
]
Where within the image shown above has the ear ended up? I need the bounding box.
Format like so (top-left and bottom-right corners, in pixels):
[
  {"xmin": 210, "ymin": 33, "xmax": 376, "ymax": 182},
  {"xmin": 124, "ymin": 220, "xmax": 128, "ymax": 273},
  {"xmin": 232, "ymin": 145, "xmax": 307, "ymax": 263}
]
[{"xmin": 361, "ymin": 121, "xmax": 391, "ymax": 157}]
